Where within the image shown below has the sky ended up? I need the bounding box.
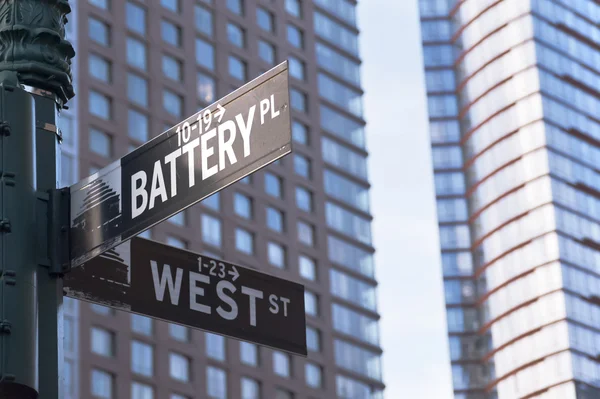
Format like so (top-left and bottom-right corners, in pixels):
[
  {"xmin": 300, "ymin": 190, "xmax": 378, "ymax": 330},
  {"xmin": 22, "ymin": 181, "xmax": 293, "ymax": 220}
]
[{"xmin": 357, "ymin": 1, "xmax": 455, "ymax": 398}]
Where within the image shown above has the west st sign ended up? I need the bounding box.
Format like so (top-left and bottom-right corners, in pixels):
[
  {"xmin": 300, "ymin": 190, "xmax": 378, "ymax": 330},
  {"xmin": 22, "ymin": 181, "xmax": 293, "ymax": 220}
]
[{"xmin": 65, "ymin": 62, "xmax": 307, "ymax": 355}]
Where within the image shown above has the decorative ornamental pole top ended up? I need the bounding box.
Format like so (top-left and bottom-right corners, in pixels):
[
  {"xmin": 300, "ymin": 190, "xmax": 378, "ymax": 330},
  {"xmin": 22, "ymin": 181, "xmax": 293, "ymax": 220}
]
[{"xmin": 0, "ymin": 0, "xmax": 75, "ymax": 106}]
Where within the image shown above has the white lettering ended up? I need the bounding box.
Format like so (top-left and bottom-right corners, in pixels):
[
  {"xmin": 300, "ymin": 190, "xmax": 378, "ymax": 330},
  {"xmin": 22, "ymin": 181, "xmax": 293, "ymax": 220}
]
[
  {"xmin": 150, "ymin": 261, "xmax": 183, "ymax": 305},
  {"xmin": 131, "ymin": 171, "xmax": 148, "ymax": 219},
  {"xmin": 236, "ymin": 105, "xmax": 255, "ymax": 158},
  {"xmin": 217, "ymin": 120, "xmax": 237, "ymax": 170},
  {"xmin": 280, "ymin": 296, "xmax": 290, "ymax": 317},
  {"xmin": 189, "ymin": 272, "xmax": 211, "ymax": 314},
  {"xmin": 241, "ymin": 286, "xmax": 263, "ymax": 327},
  {"xmin": 148, "ymin": 160, "xmax": 167, "ymax": 210},
  {"xmin": 269, "ymin": 294, "xmax": 279, "ymax": 314},
  {"xmin": 259, "ymin": 98, "xmax": 270, "ymax": 125},
  {"xmin": 164, "ymin": 148, "xmax": 182, "ymax": 198},
  {"xmin": 201, "ymin": 128, "xmax": 218, "ymax": 180},
  {"xmin": 182, "ymin": 138, "xmax": 200, "ymax": 188},
  {"xmin": 216, "ymin": 280, "xmax": 238, "ymax": 320},
  {"xmin": 270, "ymin": 94, "xmax": 280, "ymax": 119}
]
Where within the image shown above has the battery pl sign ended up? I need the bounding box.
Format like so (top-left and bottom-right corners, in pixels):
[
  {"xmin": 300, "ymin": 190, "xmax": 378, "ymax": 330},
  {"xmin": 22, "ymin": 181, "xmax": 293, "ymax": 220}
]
[
  {"xmin": 69, "ymin": 62, "xmax": 291, "ymax": 268},
  {"xmin": 63, "ymin": 237, "xmax": 307, "ymax": 356}
]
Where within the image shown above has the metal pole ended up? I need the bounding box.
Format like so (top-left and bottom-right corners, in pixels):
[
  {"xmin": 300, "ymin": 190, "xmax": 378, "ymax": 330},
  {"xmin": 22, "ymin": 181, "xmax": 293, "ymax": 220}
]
[{"xmin": 0, "ymin": 1, "xmax": 75, "ymax": 398}]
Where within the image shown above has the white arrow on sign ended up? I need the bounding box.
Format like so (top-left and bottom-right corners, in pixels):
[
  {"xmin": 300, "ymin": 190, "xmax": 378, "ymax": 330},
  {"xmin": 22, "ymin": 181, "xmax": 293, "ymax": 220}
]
[
  {"xmin": 215, "ymin": 103, "xmax": 226, "ymax": 122},
  {"xmin": 228, "ymin": 266, "xmax": 239, "ymax": 281}
]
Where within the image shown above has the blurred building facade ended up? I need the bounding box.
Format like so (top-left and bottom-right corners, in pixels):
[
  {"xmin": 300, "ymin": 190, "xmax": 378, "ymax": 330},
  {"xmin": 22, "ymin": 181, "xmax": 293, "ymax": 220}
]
[
  {"xmin": 419, "ymin": 0, "xmax": 600, "ymax": 398},
  {"xmin": 61, "ymin": 0, "xmax": 383, "ymax": 398}
]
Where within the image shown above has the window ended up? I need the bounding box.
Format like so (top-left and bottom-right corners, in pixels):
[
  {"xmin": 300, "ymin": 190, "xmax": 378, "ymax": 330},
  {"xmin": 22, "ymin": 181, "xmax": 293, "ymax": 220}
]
[
  {"xmin": 206, "ymin": 332, "xmax": 226, "ymax": 361},
  {"xmin": 162, "ymin": 55, "xmax": 182, "ymax": 81},
  {"xmin": 163, "ymin": 90, "xmax": 183, "ymax": 117},
  {"xmin": 324, "ymin": 170, "xmax": 370, "ymax": 212},
  {"xmin": 161, "ymin": 20, "xmax": 181, "ymax": 47},
  {"xmin": 89, "ymin": 54, "xmax": 110, "ymax": 82},
  {"xmin": 171, "ymin": 395, "xmax": 188, "ymax": 399},
  {"xmin": 206, "ymin": 367, "xmax": 227, "ymax": 399},
  {"xmin": 91, "ymin": 369, "xmax": 113, "ymax": 398},
  {"xmin": 126, "ymin": 2, "xmax": 145, "ymax": 34},
  {"xmin": 64, "ymin": 359, "xmax": 74, "ymax": 394},
  {"xmin": 196, "ymin": 38, "xmax": 215, "ymax": 70},
  {"xmin": 275, "ymin": 389, "xmax": 294, "ymax": 399},
  {"xmin": 197, "ymin": 72, "xmax": 216, "ymax": 104},
  {"xmin": 320, "ymin": 105, "xmax": 365, "ymax": 148},
  {"xmin": 229, "ymin": 55, "xmax": 247, "ymax": 81},
  {"xmin": 306, "ymin": 326, "xmax": 321, "ymax": 352},
  {"xmin": 227, "ymin": 23, "xmax": 245, "ymax": 48},
  {"xmin": 287, "ymin": 24, "xmax": 304, "ymax": 48},
  {"xmin": 268, "ymin": 242, "xmax": 285, "ymax": 268},
  {"xmin": 316, "ymin": 42, "xmax": 360, "ymax": 85},
  {"xmin": 334, "ymin": 340, "xmax": 382, "ymax": 380},
  {"xmin": 89, "ymin": 17, "xmax": 109, "ymax": 46},
  {"xmin": 332, "ymin": 303, "xmax": 379, "ymax": 344},
  {"xmin": 236, "ymin": 228, "xmax": 254, "ymax": 254},
  {"xmin": 314, "ymin": 0, "xmax": 356, "ymax": 25},
  {"xmin": 131, "ymin": 341, "xmax": 153, "ymax": 376},
  {"xmin": 266, "ymin": 207, "xmax": 284, "ymax": 232},
  {"xmin": 318, "ymin": 73, "xmax": 362, "ymax": 117},
  {"xmin": 89, "ymin": 0, "xmax": 108, "ymax": 10},
  {"xmin": 202, "ymin": 214, "xmax": 222, "ymax": 247},
  {"xmin": 285, "ymin": 0, "xmax": 301, "ymax": 17},
  {"xmin": 294, "ymin": 154, "xmax": 311, "ymax": 179},
  {"xmin": 131, "ymin": 314, "xmax": 152, "ymax": 336},
  {"xmin": 203, "ymin": 192, "xmax": 220, "ymax": 210},
  {"xmin": 131, "ymin": 382, "xmax": 153, "ymax": 399},
  {"xmin": 166, "ymin": 235, "xmax": 186, "ymax": 249},
  {"xmin": 168, "ymin": 211, "xmax": 185, "ymax": 226},
  {"xmin": 289, "ymin": 56, "xmax": 305, "ymax": 80},
  {"xmin": 195, "ymin": 5, "xmax": 213, "ymax": 36},
  {"xmin": 322, "ymin": 137, "xmax": 367, "ymax": 179},
  {"xmin": 91, "ymin": 327, "xmax": 114, "ymax": 357},
  {"xmin": 64, "ymin": 317, "xmax": 74, "ymax": 352},
  {"xmin": 89, "ymin": 91, "xmax": 111, "ymax": 120},
  {"xmin": 169, "ymin": 352, "xmax": 190, "ymax": 382},
  {"xmin": 257, "ymin": 7, "xmax": 274, "ymax": 32},
  {"xmin": 127, "ymin": 73, "xmax": 148, "ymax": 107},
  {"xmin": 290, "ymin": 89, "xmax": 307, "ymax": 112},
  {"xmin": 299, "ymin": 255, "xmax": 316, "ymax": 281},
  {"xmin": 295, "ymin": 187, "xmax": 312, "ymax": 212},
  {"xmin": 258, "ymin": 40, "xmax": 275, "ymax": 65},
  {"xmin": 169, "ymin": 323, "xmax": 189, "ymax": 342},
  {"xmin": 234, "ymin": 192, "xmax": 252, "ymax": 219},
  {"xmin": 305, "ymin": 363, "xmax": 322, "ymax": 388},
  {"xmin": 227, "ymin": 0, "xmax": 243, "ymax": 15},
  {"xmin": 292, "ymin": 121, "xmax": 308, "ymax": 144},
  {"xmin": 273, "ymin": 351, "xmax": 291, "ymax": 378},
  {"xmin": 241, "ymin": 377, "xmax": 261, "ymax": 399},
  {"xmin": 161, "ymin": 0, "xmax": 179, "ymax": 13},
  {"xmin": 297, "ymin": 221, "xmax": 314, "ymax": 246},
  {"xmin": 90, "ymin": 129, "xmax": 111, "ymax": 157},
  {"xmin": 240, "ymin": 341, "xmax": 258, "ymax": 366},
  {"xmin": 265, "ymin": 172, "xmax": 282, "ymax": 198},
  {"xmin": 128, "ymin": 110, "xmax": 149, "ymax": 143},
  {"xmin": 304, "ymin": 290, "xmax": 318, "ymax": 316},
  {"xmin": 127, "ymin": 37, "xmax": 147, "ymax": 71},
  {"xmin": 91, "ymin": 304, "xmax": 113, "ymax": 315},
  {"xmin": 314, "ymin": 11, "xmax": 358, "ymax": 55},
  {"xmin": 330, "ymin": 268, "xmax": 376, "ymax": 310},
  {"xmin": 336, "ymin": 375, "xmax": 375, "ymax": 398}
]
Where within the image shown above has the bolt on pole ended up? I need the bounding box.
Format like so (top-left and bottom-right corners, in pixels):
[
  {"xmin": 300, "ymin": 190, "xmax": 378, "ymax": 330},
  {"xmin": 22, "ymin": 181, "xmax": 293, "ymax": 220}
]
[{"xmin": 0, "ymin": 1, "xmax": 75, "ymax": 398}]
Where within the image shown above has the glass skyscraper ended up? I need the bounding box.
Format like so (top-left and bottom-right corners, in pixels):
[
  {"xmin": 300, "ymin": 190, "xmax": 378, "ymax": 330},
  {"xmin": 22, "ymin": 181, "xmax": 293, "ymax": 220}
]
[
  {"xmin": 420, "ymin": 0, "xmax": 600, "ymax": 398},
  {"xmin": 61, "ymin": 0, "xmax": 384, "ymax": 398}
]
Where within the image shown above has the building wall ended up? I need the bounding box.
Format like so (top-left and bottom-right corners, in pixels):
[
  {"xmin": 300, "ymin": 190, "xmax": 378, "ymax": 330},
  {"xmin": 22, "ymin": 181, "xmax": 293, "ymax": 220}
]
[
  {"xmin": 419, "ymin": 0, "xmax": 600, "ymax": 398},
  {"xmin": 67, "ymin": 0, "xmax": 384, "ymax": 398}
]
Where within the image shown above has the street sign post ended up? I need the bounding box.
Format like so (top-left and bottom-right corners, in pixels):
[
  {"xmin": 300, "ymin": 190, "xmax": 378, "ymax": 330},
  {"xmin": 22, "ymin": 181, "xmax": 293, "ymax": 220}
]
[
  {"xmin": 69, "ymin": 61, "xmax": 291, "ymax": 268},
  {"xmin": 64, "ymin": 237, "xmax": 307, "ymax": 356}
]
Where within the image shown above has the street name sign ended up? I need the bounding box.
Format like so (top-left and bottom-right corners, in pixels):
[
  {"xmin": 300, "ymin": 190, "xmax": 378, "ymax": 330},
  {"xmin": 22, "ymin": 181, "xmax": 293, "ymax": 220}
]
[
  {"xmin": 69, "ymin": 61, "xmax": 291, "ymax": 268},
  {"xmin": 63, "ymin": 237, "xmax": 307, "ymax": 355}
]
